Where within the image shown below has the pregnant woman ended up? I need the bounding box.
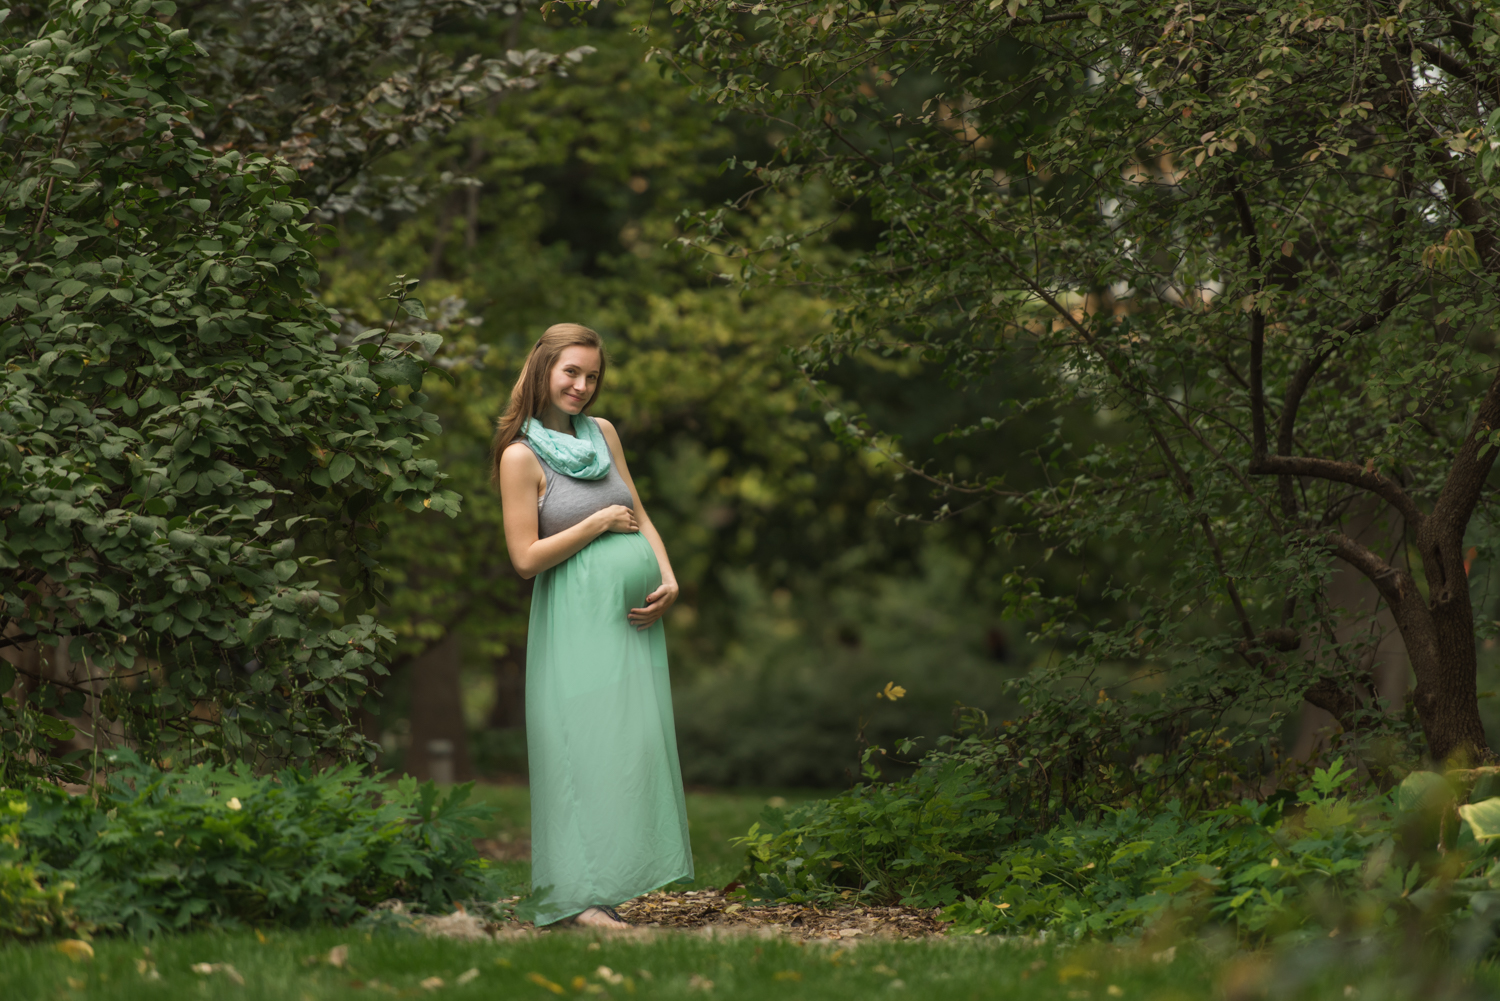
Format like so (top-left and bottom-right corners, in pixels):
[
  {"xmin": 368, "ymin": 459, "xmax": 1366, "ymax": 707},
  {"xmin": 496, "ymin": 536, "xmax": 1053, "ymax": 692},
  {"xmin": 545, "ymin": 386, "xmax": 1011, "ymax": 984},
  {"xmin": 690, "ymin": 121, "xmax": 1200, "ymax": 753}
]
[{"xmin": 492, "ymin": 322, "xmax": 693, "ymax": 929}]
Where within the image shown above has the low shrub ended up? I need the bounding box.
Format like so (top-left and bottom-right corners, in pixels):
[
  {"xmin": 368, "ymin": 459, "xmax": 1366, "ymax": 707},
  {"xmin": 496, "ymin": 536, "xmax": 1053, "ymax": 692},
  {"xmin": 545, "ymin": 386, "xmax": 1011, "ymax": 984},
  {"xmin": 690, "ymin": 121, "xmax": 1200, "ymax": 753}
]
[
  {"xmin": 0, "ymin": 791, "xmax": 84, "ymax": 940},
  {"xmin": 733, "ymin": 755, "xmax": 1500, "ymax": 945},
  {"xmin": 16, "ymin": 751, "xmax": 498, "ymax": 937}
]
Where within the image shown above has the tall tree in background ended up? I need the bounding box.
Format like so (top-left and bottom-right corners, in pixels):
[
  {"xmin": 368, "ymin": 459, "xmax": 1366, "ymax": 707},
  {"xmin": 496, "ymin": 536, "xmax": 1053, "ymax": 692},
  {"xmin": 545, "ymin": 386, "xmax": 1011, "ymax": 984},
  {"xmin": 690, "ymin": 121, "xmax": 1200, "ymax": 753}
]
[{"xmin": 674, "ymin": 0, "xmax": 1500, "ymax": 765}]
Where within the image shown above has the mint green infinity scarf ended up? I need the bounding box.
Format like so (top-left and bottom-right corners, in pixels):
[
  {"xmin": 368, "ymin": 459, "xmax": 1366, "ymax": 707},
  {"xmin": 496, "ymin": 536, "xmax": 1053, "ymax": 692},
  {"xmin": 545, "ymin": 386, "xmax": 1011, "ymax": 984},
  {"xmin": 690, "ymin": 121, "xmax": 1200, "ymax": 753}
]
[{"xmin": 523, "ymin": 415, "xmax": 612, "ymax": 480}]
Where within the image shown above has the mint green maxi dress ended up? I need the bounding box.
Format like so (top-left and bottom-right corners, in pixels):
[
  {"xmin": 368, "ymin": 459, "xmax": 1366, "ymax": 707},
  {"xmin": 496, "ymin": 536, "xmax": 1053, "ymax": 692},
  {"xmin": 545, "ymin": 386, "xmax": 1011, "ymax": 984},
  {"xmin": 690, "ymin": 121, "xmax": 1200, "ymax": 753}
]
[{"xmin": 522, "ymin": 424, "xmax": 694, "ymax": 926}]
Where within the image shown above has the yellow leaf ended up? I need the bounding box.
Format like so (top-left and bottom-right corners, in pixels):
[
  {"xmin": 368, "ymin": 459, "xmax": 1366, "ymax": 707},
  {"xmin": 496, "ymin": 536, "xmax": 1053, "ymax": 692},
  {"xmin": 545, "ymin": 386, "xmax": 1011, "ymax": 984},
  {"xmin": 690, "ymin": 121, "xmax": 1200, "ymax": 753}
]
[
  {"xmin": 527, "ymin": 972, "xmax": 565, "ymax": 995},
  {"xmin": 879, "ymin": 682, "xmax": 907, "ymax": 701},
  {"xmin": 227, "ymin": 797, "xmax": 242, "ymax": 811},
  {"xmin": 774, "ymin": 971, "xmax": 803, "ymax": 982},
  {"xmin": 57, "ymin": 940, "xmax": 94, "ymax": 962}
]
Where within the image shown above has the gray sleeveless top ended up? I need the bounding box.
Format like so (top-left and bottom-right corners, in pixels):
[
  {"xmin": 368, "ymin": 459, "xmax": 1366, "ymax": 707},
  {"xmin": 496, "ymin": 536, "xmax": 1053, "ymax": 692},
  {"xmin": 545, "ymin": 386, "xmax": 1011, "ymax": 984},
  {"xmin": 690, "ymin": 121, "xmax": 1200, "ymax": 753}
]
[{"xmin": 522, "ymin": 436, "xmax": 635, "ymax": 539}]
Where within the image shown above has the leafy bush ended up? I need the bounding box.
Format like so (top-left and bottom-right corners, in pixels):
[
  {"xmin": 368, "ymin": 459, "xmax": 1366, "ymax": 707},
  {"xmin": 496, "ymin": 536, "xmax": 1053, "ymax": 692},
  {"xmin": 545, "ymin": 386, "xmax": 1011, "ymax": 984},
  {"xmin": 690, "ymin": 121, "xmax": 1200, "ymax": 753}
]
[
  {"xmin": 0, "ymin": 790, "xmax": 82, "ymax": 940},
  {"xmin": 16, "ymin": 752, "xmax": 497, "ymax": 937},
  {"xmin": 0, "ymin": 0, "xmax": 460, "ymax": 778},
  {"xmin": 734, "ymin": 756, "xmax": 1500, "ymax": 946}
]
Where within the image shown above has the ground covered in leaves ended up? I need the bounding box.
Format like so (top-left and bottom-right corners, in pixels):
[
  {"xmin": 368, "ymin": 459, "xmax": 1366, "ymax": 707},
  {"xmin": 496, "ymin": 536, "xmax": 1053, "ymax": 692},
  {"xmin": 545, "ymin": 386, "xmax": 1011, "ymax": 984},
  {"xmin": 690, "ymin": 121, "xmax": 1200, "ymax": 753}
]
[
  {"xmin": 405, "ymin": 889, "xmax": 947, "ymax": 943},
  {"xmin": 615, "ymin": 889, "xmax": 947, "ymax": 941}
]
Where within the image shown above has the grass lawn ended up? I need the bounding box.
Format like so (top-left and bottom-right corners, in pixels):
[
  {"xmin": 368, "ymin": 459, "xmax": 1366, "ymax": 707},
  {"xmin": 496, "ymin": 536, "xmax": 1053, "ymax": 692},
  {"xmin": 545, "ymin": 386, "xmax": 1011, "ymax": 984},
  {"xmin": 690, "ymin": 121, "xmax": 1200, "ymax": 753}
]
[
  {"xmin": 9, "ymin": 925, "xmax": 1500, "ymax": 1000},
  {"xmin": 0, "ymin": 925, "xmax": 1226, "ymax": 1000}
]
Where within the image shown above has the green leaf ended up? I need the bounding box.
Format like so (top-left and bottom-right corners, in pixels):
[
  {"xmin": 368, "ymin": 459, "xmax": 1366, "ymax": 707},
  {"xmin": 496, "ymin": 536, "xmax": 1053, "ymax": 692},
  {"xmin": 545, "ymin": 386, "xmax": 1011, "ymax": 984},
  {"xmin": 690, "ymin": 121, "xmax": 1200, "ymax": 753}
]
[
  {"xmin": 34, "ymin": 715, "xmax": 75, "ymax": 740},
  {"xmin": 328, "ymin": 453, "xmax": 355, "ymax": 482},
  {"xmin": 1460, "ymin": 798, "xmax": 1500, "ymax": 840},
  {"xmin": 399, "ymin": 298, "xmax": 427, "ymax": 319},
  {"xmin": 1396, "ymin": 771, "xmax": 1448, "ymax": 813}
]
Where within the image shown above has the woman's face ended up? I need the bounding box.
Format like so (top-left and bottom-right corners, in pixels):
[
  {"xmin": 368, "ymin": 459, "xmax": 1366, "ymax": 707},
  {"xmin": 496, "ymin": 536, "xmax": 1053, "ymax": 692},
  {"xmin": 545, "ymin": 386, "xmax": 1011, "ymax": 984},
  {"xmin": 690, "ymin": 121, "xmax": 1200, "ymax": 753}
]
[{"xmin": 548, "ymin": 345, "xmax": 602, "ymax": 415}]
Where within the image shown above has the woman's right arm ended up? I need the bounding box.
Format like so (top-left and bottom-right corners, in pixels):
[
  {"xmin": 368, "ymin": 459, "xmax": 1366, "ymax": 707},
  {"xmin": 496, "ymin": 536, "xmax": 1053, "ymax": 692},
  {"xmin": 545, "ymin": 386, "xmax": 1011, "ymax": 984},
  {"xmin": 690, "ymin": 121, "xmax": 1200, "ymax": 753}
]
[{"xmin": 499, "ymin": 443, "xmax": 638, "ymax": 579}]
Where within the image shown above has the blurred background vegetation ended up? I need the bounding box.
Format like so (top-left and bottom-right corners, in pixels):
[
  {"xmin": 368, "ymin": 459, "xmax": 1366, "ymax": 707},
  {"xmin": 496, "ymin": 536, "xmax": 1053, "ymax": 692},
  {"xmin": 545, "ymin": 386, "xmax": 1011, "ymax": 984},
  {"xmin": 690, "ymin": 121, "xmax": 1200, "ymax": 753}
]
[{"xmin": 311, "ymin": 1, "xmax": 1130, "ymax": 789}]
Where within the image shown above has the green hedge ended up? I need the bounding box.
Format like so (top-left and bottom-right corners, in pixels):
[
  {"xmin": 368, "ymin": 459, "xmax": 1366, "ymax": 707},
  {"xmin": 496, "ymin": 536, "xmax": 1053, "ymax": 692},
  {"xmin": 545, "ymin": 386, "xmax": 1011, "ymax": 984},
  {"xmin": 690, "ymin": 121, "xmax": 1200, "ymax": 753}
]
[{"xmin": 3, "ymin": 753, "xmax": 498, "ymax": 938}]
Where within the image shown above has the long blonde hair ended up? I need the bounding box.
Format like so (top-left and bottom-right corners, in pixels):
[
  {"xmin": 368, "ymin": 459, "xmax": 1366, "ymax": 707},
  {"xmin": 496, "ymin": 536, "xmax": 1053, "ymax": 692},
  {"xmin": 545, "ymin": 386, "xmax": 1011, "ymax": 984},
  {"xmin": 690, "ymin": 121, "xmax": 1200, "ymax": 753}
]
[{"xmin": 491, "ymin": 323, "xmax": 606, "ymax": 490}]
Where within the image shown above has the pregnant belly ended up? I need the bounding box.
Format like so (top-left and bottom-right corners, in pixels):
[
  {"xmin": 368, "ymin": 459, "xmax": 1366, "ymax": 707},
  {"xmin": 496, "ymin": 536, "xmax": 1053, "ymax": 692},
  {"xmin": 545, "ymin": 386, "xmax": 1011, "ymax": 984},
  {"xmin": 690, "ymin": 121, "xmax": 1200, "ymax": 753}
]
[{"xmin": 570, "ymin": 532, "xmax": 660, "ymax": 605}]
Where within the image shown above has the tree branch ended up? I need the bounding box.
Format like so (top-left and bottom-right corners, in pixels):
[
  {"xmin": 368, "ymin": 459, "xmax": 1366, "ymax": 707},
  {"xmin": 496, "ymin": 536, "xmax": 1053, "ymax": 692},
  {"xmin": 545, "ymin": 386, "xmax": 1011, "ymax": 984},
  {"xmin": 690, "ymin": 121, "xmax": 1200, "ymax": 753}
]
[{"xmin": 1251, "ymin": 455, "xmax": 1424, "ymax": 528}]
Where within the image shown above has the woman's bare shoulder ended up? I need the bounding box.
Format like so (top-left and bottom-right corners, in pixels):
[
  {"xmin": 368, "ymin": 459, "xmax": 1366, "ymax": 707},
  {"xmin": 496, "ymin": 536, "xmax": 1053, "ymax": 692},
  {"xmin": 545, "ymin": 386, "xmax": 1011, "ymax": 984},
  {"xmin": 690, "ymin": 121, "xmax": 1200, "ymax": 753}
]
[
  {"xmin": 592, "ymin": 416, "xmax": 621, "ymax": 441},
  {"xmin": 499, "ymin": 440, "xmax": 542, "ymax": 474}
]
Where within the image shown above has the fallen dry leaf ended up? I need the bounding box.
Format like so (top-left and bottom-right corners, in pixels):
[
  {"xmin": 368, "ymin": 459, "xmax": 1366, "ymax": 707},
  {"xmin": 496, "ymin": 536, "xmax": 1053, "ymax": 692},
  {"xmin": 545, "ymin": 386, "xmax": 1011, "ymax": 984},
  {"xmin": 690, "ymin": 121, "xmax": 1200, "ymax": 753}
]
[
  {"xmin": 66, "ymin": 976, "xmax": 85, "ymax": 989},
  {"xmin": 419, "ymin": 975, "xmax": 444, "ymax": 990},
  {"xmin": 56, "ymin": 940, "xmax": 94, "ymax": 962},
  {"xmin": 526, "ymin": 972, "xmax": 565, "ymax": 994},
  {"xmin": 688, "ymin": 973, "xmax": 715, "ymax": 990},
  {"xmin": 327, "ymin": 945, "xmax": 349, "ymax": 969},
  {"xmin": 773, "ymin": 970, "xmax": 802, "ymax": 982},
  {"xmin": 456, "ymin": 968, "xmax": 479, "ymax": 985},
  {"xmin": 191, "ymin": 962, "xmax": 245, "ymax": 985},
  {"xmin": 596, "ymin": 966, "xmax": 624, "ymax": 986}
]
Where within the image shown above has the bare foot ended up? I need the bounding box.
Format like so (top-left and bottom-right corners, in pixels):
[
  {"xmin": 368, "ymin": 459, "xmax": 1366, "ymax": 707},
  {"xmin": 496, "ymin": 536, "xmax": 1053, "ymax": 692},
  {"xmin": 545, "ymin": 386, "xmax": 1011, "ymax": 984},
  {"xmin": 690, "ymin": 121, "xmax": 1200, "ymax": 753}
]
[{"xmin": 574, "ymin": 906, "xmax": 630, "ymax": 930}]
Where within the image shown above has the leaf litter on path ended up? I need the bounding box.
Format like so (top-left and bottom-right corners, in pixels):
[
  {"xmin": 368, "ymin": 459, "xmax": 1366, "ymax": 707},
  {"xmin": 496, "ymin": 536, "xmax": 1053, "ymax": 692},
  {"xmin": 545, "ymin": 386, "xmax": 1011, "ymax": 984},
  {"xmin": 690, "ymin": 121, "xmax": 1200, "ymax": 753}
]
[{"xmin": 415, "ymin": 887, "xmax": 947, "ymax": 943}]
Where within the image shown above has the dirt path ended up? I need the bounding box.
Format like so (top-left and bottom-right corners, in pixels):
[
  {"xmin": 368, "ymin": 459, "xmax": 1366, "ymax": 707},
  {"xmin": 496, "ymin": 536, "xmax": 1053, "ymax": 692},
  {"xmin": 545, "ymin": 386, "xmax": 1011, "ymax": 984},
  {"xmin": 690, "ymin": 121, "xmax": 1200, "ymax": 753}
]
[{"xmin": 416, "ymin": 889, "xmax": 949, "ymax": 943}]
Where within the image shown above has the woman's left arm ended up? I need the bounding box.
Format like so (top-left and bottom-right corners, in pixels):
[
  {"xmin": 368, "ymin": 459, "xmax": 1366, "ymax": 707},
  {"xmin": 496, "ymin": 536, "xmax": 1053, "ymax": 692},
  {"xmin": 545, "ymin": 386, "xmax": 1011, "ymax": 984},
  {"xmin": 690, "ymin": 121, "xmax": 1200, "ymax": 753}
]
[{"xmin": 596, "ymin": 418, "xmax": 679, "ymax": 630}]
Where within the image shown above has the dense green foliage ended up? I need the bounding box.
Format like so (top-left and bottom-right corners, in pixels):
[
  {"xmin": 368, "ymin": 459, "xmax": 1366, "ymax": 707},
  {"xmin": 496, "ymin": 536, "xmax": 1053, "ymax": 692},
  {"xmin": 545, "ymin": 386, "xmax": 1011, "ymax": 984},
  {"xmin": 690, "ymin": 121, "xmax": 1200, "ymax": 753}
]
[
  {"xmin": 322, "ymin": 2, "xmax": 1065, "ymax": 783},
  {"xmin": 668, "ymin": 0, "xmax": 1500, "ymax": 776},
  {"xmin": 0, "ymin": 0, "xmax": 468, "ymax": 776},
  {"xmin": 12, "ymin": 751, "xmax": 496, "ymax": 937},
  {"xmin": 733, "ymin": 754, "xmax": 1500, "ymax": 945}
]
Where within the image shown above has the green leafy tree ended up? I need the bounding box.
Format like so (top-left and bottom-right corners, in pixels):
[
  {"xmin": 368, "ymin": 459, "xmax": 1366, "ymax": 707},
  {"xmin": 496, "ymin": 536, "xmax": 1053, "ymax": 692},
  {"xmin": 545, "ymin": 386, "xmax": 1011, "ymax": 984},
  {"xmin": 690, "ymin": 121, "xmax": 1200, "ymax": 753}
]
[
  {"xmin": 670, "ymin": 0, "xmax": 1500, "ymax": 767},
  {"xmin": 0, "ymin": 0, "xmax": 459, "ymax": 777}
]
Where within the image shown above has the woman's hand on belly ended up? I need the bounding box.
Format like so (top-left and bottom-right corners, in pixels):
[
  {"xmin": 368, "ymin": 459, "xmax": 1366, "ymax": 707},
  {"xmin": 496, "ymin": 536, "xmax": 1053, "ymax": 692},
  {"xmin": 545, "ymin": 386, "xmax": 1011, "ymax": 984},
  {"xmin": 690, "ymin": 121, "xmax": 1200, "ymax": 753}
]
[
  {"xmin": 628, "ymin": 579, "xmax": 679, "ymax": 630},
  {"xmin": 592, "ymin": 504, "xmax": 639, "ymax": 534}
]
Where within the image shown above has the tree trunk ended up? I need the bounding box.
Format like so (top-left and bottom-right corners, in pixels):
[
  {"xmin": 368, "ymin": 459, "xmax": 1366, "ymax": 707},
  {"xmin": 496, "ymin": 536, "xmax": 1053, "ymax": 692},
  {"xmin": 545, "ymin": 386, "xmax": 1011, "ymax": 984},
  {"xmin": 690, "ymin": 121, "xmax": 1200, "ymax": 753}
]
[
  {"xmin": 404, "ymin": 632, "xmax": 475, "ymax": 783},
  {"xmin": 1411, "ymin": 582, "xmax": 1490, "ymax": 764},
  {"xmin": 486, "ymin": 648, "xmax": 526, "ymax": 729},
  {"xmin": 1381, "ymin": 515, "xmax": 1492, "ymax": 764},
  {"xmin": 486, "ymin": 576, "xmax": 531, "ymax": 730}
]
